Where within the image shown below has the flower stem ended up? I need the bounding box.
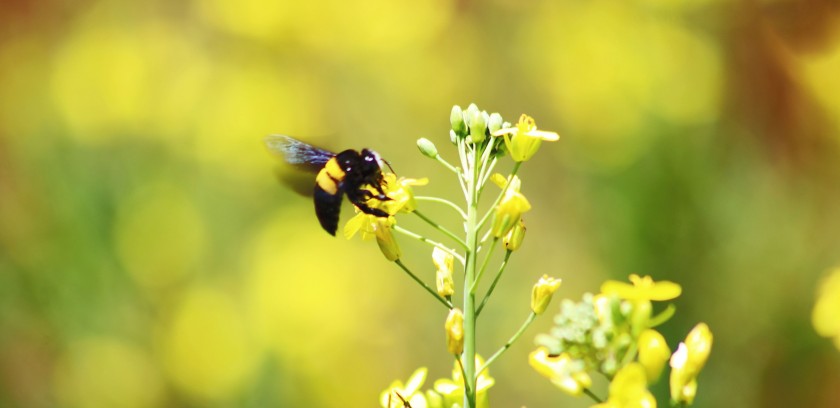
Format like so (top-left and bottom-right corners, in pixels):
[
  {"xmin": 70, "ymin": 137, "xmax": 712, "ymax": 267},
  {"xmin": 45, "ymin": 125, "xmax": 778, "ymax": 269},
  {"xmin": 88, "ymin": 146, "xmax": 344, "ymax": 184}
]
[
  {"xmin": 583, "ymin": 388, "xmax": 604, "ymax": 404},
  {"xmin": 477, "ymin": 161, "xmax": 522, "ymax": 230},
  {"xmin": 392, "ymin": 225, "xmax": 465, "ymax": 266},
  {"xmin": 469, "ymin": 237, "xmax": 499, "ymax": 294},
  {"xmin": 477, "ymin": 312, "xmax": 537, "ymax": 379},
  {"xmin": 413, "ymin": 210, "xmax": 468, "ymax": 249},
  {"xmin": 475, "ymin": 250, "xmax": 512, "ymax": 316},
  {"xmin": 461, "ymin": 143, "xmax": 481, "ymax": 408},
  {"xmin": 414, "ymin": 196, "xmax": 467, "ymax": 219},
  {"xmin": 394, "ymin": 260, "xmax": 453, "ymax": 309},
  {"xmin": 434, "ymin": 153, "xmax": 460, "ymax": 174}
]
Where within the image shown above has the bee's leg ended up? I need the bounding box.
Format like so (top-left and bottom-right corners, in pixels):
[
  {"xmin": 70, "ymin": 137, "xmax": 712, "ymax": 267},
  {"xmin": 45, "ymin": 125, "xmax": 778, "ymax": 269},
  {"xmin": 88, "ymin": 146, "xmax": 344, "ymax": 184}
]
[
  {"xmin": 354, "ymin": 199, "xmax": 390, "ymax": 218},
  {"xmin": 359, "ymin": 188, "xmax": 390, "ymax": 202},
  {"xmin": 348, "ymin": 190, "xmax": 390, "ymax": 218}
]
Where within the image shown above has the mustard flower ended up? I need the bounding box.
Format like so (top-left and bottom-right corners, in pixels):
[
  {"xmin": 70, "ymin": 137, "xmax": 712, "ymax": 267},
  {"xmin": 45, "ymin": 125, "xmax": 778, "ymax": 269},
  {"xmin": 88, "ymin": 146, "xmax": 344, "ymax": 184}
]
[
  {"xmin": 813, "ymin": 267, "xmax": 840, "ymax": 350},
  {"xmin": 492, "ymin": 114, "xmax": 559, "ymax": 162},
  {"xmin": 600, "ymin": 274, "xmax": 682, "ymax": 302},
  {"xmin": 529, "ymin": 347, "xmax": 592, "ymax": 396},
  {"xmin": 592, "ymin": 363, "xmax": 656, "ymax": 408},
  {"xmin": 670, "ymin": 323, "xmax": 713, "ymax": 405},
  {"xmin": 433, "ymin": 247, "xmax": 455, "ymax": 297},
  {"xmin": 490, "ymin": 173, "xmax": 531, "ymax": 238},
  {"xmin": 344, "ymin": 212, "xmax": 401, "ymax": 261},
  {"xmin": 380, "ymin": 367, "xmax": 429, "ymax": 408},
  {"xmin": 503, "ymin": 219, "xmax": 526, "ymax": 251},
  {"xmin": 435, "ymin": 355, "xmax": 495, "ymax": 408},
  {"xmin": 445, "ymin": 308, "xmax": 465, "ymax": 355},
  {"xmin": 637, "ymin": 329, "xmax": 670, "ymax": 383},
  {"xmin": 531, "ymin": 275, "xmax": 562, "ymax": 315},
  {"xmin": 378, "ymin": 173, "xmax": 429, "ymax": 215}
]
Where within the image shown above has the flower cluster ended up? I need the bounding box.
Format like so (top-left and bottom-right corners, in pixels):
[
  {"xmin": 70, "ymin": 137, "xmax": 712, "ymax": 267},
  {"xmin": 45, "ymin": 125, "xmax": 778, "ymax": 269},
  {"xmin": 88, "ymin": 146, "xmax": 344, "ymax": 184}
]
[
  {"xmin": 379, "ymin": 357, "xmax": 495, "ymax": 408},
  {"xmin": 533, "ymin": 275, "xmax": 713, "ymax": 406}
]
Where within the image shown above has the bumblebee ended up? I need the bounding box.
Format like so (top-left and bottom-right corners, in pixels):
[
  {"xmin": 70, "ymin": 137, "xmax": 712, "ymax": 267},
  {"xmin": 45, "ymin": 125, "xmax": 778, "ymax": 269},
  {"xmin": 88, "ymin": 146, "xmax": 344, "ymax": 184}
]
[{"xmin": 264, "ymin": 135, "xmax": 391, "ymax": 235}]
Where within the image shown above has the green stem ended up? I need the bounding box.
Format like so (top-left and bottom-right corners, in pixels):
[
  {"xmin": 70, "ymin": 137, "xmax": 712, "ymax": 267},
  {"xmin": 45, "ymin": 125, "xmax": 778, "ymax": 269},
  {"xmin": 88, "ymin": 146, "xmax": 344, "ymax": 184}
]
[
  {"xmin": 455, "ymin": 356, "xmax": 471, "ymax": 395},
  {"xmin": 469, "ymin": 237, "xmax": 499, "ymax": 294},
  {"xmin": 413, "ymin": 210, "xmax": 468, "ymax": 249},
  {"xmin": 392, "ymin": 225, "xmax": 465, "ymax": 266},
  {"xmin": 477, "ymin": 161, "xmax": 522, "ymax": 230},
  {"xmin": 475, "ymin": 250, "xmax": 512, "ymax": 316},
  {"xmin": 461, "ymin": 143, "xmax": 480, "ymax": 408},
  {"xmin": 477, "ymin": 312, "xmax": 537, "ymax": 379},
  {"xmin": 435, "ymin": 154, "xmax": 460, "ymax": 174},
  {"xmin": 394, "ymin": 260, "xmax": 453, "ymax": 309},
  {"xmin": 414, "ymin": 196, "xmax": 467, "ymax": 219},
  {"xmin": 583, "ymin": 388, "xmax": 604, "ymax": 404}
]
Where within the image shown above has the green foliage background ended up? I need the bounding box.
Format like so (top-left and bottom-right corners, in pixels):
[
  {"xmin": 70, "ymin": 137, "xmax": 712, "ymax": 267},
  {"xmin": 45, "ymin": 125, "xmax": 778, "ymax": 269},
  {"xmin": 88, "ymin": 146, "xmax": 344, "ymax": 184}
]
[{"xmin": 1, "ymin": 0, "xmax": 840, "ymax": 407}]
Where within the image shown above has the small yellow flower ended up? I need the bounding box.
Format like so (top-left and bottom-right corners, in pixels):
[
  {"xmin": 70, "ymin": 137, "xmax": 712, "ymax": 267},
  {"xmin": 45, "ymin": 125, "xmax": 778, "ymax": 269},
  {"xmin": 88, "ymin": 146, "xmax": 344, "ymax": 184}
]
[
  {"xmin": 591, "ymin": 363, "xmax": 656, "ymax": 408},
  {"xmin": 435, "ymin": 355, "xmax": 495, "ymax": 408},
  {"xmin": 531, "ymin": 275, "xmax": 562, "ymax": 315},
  {"xmin": 492, "ymin": 114, "xmax": 559, "ymax": 162},
  {"xmin": 344, "ymin": 212, "xmax": 401, "ymax": 261},
  {"xmin": 670, "ymin": 323, "xmax": 713, "ymax": 405},
  {"xmin": 637, "ymin": 329, "xmax": 670, "ymax": 383},
  {"xmin": 433, "ymin": 247, "xmax": 455, "ymax": 297},
  {"xmin": 376, "ymin": 173, "xmax": 429, "ymax": 215},
  {"xmin": 503, "ymin": 219, "xmax": 526, "ymax": 251},
  {"xmin": 601, "ymin": 274, "xmax": 682, "ymax": 302},
  {"xmin": 490, "ymin": 174, "xmax": 531, "ymax": 238},
  {"xmin": 380, "ymin": 367, "xmax": 429, "ymax": 408},
  {"xmin": 529, "ymin": 347, "xmax": 592, "ymax": 396},
  {"xmin": 813, "ymin": 267, "xmax": 840, "ymax": 350},
  {"xmin": 445, "ymin": 308, "xmax": 464, "ymax": 355}
]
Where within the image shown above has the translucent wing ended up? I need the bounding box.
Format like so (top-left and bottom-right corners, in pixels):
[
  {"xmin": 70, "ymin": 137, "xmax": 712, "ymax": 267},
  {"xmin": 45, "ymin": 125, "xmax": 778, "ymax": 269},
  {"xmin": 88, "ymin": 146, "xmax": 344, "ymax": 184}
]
[{"xmin": 264, "ymin": 134, "xmax": 334, "ymax": 172}]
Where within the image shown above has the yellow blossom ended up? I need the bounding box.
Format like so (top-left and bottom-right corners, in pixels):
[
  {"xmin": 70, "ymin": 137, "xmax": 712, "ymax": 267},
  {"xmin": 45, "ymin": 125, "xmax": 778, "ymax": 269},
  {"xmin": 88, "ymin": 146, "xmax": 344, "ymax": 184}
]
[
  {"xmin": 529, "ymin": 347, "xmax": 592, "ymax": 396},
  {"xmin": 445, "ymin": 308, "xmax": 464, "ymax": 355},
  {"xmin": 813, "ymin": 267, "xmax": 840, "ymax": 350},
  {"xmin": 503, "ymin": 218, "xmax": 526, "ymax": 251},
  {"xmin": 591, "ymin": 363, "xmax": 656, "ymax": 408},
  {"xmin": 344, "ymin": 212, "xmax": 401, "ymax": 261},
  {"xmin": 490, "ymin": 174, "xmax": 531, "ymax": 238},
  {"xmin": 435, "ymin": 355, "xmax": 495, "ymax": 408},
  {"xmin": 492, "ymin": 114, "xmax": 559, "ymax": 162},
  {"xmin": 380, "ymin": 367, "xmax": 429, "ymax": 408},
  {"xmin": 433, "ymin": 247, "xmax": 455, "ymax": 297},
  {"xmin": 601, "ymin": 274, "xmax": 681, "ymax": 302},
  {"xmin": 531, "ymin": 275, "xmax": 562, "ymax": 315},
  {"xmin": 670, "ymin": 323, "xmax": 713, "ymax": 405},
  {"xmin": 373, "ymin": 173, "xmax": 428, "ymax": 215}
]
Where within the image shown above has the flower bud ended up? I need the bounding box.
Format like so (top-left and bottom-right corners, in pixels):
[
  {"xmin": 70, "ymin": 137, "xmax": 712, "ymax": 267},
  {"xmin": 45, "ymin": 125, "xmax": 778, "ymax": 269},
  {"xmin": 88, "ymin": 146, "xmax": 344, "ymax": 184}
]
[
  {"xmin": 638, "ymin": 329, "xmax": 670, "ymax": 383},
  {"xmin": 468, "ymin": 109, "xmax": 487, "ymax": 143},
  {"xmin": 445, "ymin": 308, "xmax": 464, "ymax": 355},
  {"xmin": 433, "ymin": 247, "xmax": 455, "ymax": 297},
  {"xmin": 450, "ymin": 105, "xmax": 466, "ymax": 135},
  {"xmin": 488, "ymin": 112, "xmax": 504, "ymax": 134},
  {"xmin": 503, "ymin": 219, "xmax": 526, "ymax": 251},
  {"xmin": 684, "ymin": 323, "xmax": 712, "ymax": 375},
  {"xmin": 374, "ymin": 218, "xmax": 401, "ymax": 261},
  {"xmin": 630, "ymin": 299, "xmax": 652, "ymax": 336},
  {"xmin": 531, "ymin": 275, "xmax": 562, "ymax": 315},
  {"xmin": 416, "ymin": 138, "xmax": 438, "ymax": 158},
  {"xmin": 529, "ymin": 348, "xmax": 592, "ymax": 396}
]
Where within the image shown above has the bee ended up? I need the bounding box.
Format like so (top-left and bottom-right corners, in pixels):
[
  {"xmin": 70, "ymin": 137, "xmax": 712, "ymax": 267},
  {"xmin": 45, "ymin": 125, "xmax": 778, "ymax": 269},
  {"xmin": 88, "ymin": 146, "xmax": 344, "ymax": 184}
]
[{"xmin": 264, "ymin": 135, "xmax": 392, "ymax": 236}]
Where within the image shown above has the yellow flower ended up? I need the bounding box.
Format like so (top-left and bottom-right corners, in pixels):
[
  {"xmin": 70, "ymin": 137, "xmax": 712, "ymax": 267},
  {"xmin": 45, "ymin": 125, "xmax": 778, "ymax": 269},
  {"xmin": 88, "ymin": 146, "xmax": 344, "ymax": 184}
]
[
  {"xmin": 434, "ymin": 355, "xmax": 495, "ymax": 408},
  {"xmin": 813, "ymin": 267, "xmax": 840, "ymax": 350},
  {"xmin": 531, "ymin": 275, "xmax": 562, "ymax": 315},
  {"xmin": 344, "ymin": 212, "xmax": 401, "ymax": 261},
  {"xmin": 380, "ymin": 367, "xmax": 429, "ymax": 408},
  {"xmin": 669, "ymin": 323, "xmax": 713, "ymax": 405},
  {"xmin": 529, "ymin": 347, "xmax": 592, "ymax": 396},
  {"xmin": 445, "ymin": 308, "xmax": 465, "ymax": 355},
  {"xmin": 490, "ymin": 173, "xmax": 532, "ymax": 238},
  {"xmin": 433, "ymin": 247, "xmax": 455, "ymax": 297},
  {"xmin": 591, "ymin": 363, "xmax": 656, "ymax": 408},
  {"xmin": 601, "ymin": 274, "xmax": 682, "ymax": 302},
  {"xmin": 637, "ymin": 329, "xmax": 670, "ymax": 383},
  {"xmin": 492, "ymin": 114, "xmax": 559, "ymax": 162},
  {"xmin": 503, "ymin": 218, "xmax": 526, "ymax": 251}
]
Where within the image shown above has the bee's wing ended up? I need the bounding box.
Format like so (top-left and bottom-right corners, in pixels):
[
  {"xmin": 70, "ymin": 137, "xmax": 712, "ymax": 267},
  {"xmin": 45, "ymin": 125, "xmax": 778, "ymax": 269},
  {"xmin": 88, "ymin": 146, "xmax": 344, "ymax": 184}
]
[{"xmin": 264, "ymin": 134, "xmax": 334, "ymax": 173}]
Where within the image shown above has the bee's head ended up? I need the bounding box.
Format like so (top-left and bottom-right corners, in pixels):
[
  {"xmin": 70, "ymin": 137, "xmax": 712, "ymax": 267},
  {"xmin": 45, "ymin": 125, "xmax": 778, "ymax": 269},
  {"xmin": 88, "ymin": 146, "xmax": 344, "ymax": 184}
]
[{"xmin": 361, "ymin": 149, "xmax": 394, "ymax": 174}]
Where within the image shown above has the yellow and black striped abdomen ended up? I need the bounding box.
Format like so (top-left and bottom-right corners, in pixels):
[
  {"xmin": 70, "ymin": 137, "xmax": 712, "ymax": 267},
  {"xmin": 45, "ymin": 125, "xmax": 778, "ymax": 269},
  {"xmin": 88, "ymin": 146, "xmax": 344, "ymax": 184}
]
[{"xmin": 313, "ymin": 157, "xmax": 346, "ymax": 235}]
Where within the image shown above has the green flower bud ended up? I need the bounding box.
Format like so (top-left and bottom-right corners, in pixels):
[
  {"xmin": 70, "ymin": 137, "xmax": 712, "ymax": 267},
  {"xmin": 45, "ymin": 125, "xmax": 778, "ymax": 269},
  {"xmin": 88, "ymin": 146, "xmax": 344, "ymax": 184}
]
[
  {"xmin": 416, "ymin": 138, "xmax": 438, "ymax": 158},
  {"xmin": 450, "ymin": 105, "xmax": 466, "ymax": 136},
  {"xmin": 449, "ymin": 129, "xmax": 458, "ymax": 144},
  {"xmin": 468, "ymin": 109, "xmax": 487, "ymax": 143}
]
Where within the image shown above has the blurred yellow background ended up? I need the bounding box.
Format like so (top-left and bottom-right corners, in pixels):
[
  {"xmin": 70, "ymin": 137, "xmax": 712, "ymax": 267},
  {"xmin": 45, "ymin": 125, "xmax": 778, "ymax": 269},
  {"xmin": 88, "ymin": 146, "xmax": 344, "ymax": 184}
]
[{"xmin": 2, "ymin": 0, "xmax": 840, "ymax": 406}]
